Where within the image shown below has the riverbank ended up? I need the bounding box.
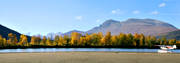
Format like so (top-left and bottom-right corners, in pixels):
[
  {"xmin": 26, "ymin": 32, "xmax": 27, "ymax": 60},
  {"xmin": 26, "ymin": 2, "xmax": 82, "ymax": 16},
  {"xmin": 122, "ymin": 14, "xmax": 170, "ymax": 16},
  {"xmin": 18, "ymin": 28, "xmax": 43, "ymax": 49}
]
[
  {"xmin": 0, "ymin": 52, "xmax": 180, "ymax": 63},
  {"xmin": 0, "ymin": 46, "xmax": 161, "ymax": 49}
]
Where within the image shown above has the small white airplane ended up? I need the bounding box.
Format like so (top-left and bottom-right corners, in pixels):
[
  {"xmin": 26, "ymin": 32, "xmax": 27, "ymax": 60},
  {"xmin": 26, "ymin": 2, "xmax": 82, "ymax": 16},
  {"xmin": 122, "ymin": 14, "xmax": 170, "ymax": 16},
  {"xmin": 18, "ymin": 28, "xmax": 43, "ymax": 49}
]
[
  {"xmin": 156, "ymin": 45, "xmax": 177, "ymax": 53},
  {"xmin": 159, "ymin": 45, "xmax": 177, "ymax": 50}
]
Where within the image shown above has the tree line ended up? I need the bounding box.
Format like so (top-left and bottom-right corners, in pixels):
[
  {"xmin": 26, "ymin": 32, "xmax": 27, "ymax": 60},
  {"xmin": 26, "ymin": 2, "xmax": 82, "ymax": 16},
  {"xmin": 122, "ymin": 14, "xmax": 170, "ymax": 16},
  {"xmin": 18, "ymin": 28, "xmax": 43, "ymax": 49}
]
[{"xmin": 0, "ymin": 32, "xmax": 180, "ymax": 48}]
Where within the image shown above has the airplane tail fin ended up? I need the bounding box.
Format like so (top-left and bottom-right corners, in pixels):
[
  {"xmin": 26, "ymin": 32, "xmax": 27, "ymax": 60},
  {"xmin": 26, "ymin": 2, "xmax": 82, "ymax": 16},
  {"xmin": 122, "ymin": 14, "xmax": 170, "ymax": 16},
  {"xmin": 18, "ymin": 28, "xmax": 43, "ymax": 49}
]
[{"xmin": 173, "ymin": 45, "xmax": 177, "ymax": 49}]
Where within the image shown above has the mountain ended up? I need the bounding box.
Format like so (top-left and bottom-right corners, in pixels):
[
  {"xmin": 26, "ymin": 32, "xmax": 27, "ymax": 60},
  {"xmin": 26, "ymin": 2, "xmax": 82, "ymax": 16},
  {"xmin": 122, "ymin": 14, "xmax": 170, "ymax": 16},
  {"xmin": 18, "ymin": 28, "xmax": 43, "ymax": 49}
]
[
  {"xmin": 63, "ymin": 30, "xmax": 85, "ymax": 36},
  {"xmin": 0, "ymin": 24, "xmax": 31, "ymax": 41},
  {"xmin": 157, "ymin": 30, "xmax": 180, "ymax": 40},
  {"xmin": 87, "ymin": 18, "xmax": 178, "ymax": 35},
  {"xmin": 45, "ymin": 30, "xmax": 85, "ymax": 38},
  {"xmin": 46, "ymin": 32, "xmax": 63, "ymax": 39},
  {"xmin": 0, "ymin": 24, "xmax": 22, "ymax": 39}
]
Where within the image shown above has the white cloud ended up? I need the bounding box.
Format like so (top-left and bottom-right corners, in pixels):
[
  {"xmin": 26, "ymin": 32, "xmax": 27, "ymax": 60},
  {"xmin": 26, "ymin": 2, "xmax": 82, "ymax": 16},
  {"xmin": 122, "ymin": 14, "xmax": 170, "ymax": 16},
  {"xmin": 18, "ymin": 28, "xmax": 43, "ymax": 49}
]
[
  {"xmin": 111, "ymin": 9, "xmax": 123, "ymax": 14},
  {"xmin": 132, "ymin": 10, "xmax": 140, "ymax": 14},
  {"xmin": 163, "ymin": 0, "xmax": 168, "ymax": 1},
  {"xmin": 151, "ymin": 11, "xmax": 159, "ymax": 15},
  {"xmin": 96, "ymin": 19, "xmax": 100, "ymax": 22},
  {"xmin": 159, "ymin": 3, "xmax": 166, "ymax": 7},
  {"xmin": 112, "ymin": 10, "xmax": 117, "ymax": 14},
  {"xmin": 75, "ymin": 16, "xmax": 83, "ymax": 20}
]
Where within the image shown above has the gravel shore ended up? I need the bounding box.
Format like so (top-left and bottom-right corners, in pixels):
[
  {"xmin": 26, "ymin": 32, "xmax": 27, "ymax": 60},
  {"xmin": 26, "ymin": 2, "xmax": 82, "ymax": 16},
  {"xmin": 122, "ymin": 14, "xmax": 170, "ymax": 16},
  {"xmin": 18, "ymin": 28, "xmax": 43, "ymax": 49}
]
[{"xmin": 0, "ymin": 52, "xmax": 180, "ymax": 63}]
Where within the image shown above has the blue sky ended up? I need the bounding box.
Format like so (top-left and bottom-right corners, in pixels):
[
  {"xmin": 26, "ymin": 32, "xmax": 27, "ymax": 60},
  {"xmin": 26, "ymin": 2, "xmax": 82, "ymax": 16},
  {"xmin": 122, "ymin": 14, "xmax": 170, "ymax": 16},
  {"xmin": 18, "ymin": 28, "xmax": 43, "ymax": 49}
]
[{"xmin": 0, "ymin": 0, "xmax": 180, "ymax": 35}]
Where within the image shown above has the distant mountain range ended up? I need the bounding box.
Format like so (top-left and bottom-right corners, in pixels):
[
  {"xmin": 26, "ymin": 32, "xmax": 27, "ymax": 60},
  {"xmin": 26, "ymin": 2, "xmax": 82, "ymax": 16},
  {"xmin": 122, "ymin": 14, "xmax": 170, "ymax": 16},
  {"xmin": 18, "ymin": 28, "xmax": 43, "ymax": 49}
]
[
  {"xmin": 0, "ymin": 18, "xmax": 179, "ymax": 40},
  {"xmin": 63, "ymin": 30, "xmax": 85, "ymax": 36},
  {"xmin": 46, "ymin": 30, "xmax": 85, "ymax": 39},
  {"xmin": 62, "ymin": 18, "xmax": 177, "ymax": 35},
  {"xmin": 87, "ymin": 18, "xmax": 177, "ymax": 35}
]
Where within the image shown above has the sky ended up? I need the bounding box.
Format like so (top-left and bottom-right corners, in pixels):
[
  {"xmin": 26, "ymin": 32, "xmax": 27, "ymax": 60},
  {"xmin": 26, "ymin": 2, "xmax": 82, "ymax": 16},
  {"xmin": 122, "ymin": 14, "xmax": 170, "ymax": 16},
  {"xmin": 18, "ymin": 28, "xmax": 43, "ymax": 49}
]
[{"xmin": 0, "ymin": 0, "xmax": 180, "ymax": 36}]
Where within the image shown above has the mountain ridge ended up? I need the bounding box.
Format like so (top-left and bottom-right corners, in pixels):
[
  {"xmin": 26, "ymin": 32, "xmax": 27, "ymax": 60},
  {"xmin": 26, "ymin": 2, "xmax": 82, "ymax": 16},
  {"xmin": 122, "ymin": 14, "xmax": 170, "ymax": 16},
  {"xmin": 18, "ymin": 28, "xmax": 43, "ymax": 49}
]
[
  {"xmin": 0, "ymin": 24, "xmax": 22, "ymax": 39},
  {"xmin": 86, "ymin": 18, "xmax": 177, "ymax": 35},
  {"xmin": 0, "ymin": 24, "xmax": 31, "ymax": 41}
]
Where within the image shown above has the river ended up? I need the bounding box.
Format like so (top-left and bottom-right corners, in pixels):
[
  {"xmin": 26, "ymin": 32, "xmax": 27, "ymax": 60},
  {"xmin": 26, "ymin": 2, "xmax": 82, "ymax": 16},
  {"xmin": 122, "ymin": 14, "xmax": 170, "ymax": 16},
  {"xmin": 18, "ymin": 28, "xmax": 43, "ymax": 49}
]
[{"xmin": 0, "ymin": 48, "xmax": 180, "ymax": 53}]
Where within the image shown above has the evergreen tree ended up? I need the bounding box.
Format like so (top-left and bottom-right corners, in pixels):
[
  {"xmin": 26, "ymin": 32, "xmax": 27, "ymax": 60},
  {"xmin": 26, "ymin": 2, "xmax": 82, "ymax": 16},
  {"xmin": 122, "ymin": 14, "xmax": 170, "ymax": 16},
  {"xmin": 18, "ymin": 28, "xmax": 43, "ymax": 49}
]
[
  {"xmin": 161, "ymin": 37, "xmax": 167, "ymax": 45},
  {"xmin": 80, "ymin": 36, "xmax": 86, "ymax": 46},
  {"xmin": 117, "ymin": 33, "xmax": 126, "ymax": 47},
  {"xmin": 90, "ymin": 33, "xmax": 101, "ymax": 46},
  {"xmin": 168, "ymin": 39, "xmax": 176, "ymax": 45},
  {"xmin": 63, "ymin": 35, "xmax": 70, "ymax": 46},
  {"xmin": 54, "ymin": 35, "xmax": 59, "ymax": 46},
  {"xmin": 126, "ymin": 33, "xmax": 134, "ymax": 47}
]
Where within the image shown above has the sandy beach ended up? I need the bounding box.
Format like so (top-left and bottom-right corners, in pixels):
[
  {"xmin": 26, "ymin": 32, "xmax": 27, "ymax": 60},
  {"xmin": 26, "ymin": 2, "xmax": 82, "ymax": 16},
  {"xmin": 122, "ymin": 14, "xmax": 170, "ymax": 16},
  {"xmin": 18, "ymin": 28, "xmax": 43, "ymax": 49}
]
[{"xmin": 0, "ymin": 52, "xmax": 180, "ymax": 63}]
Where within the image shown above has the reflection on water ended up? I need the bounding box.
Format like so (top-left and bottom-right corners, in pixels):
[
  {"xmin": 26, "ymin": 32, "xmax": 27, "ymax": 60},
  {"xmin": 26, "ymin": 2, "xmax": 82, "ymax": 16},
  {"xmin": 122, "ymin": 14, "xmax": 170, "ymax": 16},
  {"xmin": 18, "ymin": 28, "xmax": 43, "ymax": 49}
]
[{"xmin": 0, "ymin": 48, "xmax": 180, "ymax": 53}]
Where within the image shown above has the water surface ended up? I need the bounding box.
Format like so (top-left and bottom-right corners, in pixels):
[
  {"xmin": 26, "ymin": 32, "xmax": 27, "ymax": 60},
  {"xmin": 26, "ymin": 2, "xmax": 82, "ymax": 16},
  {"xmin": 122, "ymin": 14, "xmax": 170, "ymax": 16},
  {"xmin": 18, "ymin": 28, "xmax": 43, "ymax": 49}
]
[{"xmin": 0, "ymin": 48, "xmax": 180, "ymax": 53}]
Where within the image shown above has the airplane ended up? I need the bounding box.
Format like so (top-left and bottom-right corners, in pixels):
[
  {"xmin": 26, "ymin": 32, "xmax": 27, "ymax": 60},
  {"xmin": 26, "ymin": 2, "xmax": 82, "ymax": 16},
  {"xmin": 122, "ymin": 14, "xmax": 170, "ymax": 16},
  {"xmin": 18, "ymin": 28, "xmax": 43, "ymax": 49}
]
[
  {"xmin": 155, "ymin": 45, "xmax": 177, "ymax": 53},
  {"xmin": 158, "ymin": 45, "xmax": 177, "ymax": 50}
]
